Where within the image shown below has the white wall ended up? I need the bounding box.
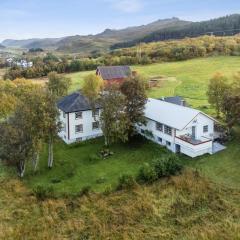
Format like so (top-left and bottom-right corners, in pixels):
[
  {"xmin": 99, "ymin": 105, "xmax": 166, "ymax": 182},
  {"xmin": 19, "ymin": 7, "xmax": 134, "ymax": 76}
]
[
  {"xmin": 138, "ymin": 113, "xmax": 215, "ymax": 158},
  {"xmin": 176, "ymin": 113, "xmax": 214, "ymax": 140},
  {"xmin": 58, "ymin": 109, "xmax": 103, "ymax": 144}
]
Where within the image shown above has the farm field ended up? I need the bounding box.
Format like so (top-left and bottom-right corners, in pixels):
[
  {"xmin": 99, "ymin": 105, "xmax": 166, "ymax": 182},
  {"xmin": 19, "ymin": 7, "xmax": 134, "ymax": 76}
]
[{"xmin": 67, "ymin": 56, "xmax": 240, "ymax": 114}]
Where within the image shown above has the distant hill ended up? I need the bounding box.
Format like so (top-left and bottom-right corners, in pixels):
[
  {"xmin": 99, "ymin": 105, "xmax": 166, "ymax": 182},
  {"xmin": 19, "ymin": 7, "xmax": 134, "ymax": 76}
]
[
  {"xmin": 0, "ymin": 44, "xmax": 5, "ymax": 49},
  {"xmin": 1, "ymin": 18, "xmax": 190, "ymax": 54},
  {"xmin": 56, "ymin": 17, "xmax": 190, "ymax": 54},
  {"xmin": 2, "ymin": 38, "xmax": 64, "ymax": 49},
  {"xmin": 112, "ymin": 14, "xmax": 240, "ymax": 49}
]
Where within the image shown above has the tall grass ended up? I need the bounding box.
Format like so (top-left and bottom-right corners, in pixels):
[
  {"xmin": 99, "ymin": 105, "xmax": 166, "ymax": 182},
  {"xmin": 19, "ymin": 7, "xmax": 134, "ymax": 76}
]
[{"xmin": 1, "ymin": 170, "xmax": 239, "ymax": 239}]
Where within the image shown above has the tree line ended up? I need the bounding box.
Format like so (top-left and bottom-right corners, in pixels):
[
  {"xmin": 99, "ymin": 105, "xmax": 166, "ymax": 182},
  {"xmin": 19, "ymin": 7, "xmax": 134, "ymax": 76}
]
[
  {"xmin": 109, "ymin": 35, "xmax": 240, "ymax": 64},
  {"xmin": 4, "ymin": 35, "xmax": 240, "ymax": 81}
]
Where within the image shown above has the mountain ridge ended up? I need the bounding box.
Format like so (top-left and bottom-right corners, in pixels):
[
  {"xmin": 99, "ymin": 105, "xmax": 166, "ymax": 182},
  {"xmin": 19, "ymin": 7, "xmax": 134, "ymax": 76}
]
[{"xmin": 1, "ymin": 17, "xmax": 190, "ymax": 54}]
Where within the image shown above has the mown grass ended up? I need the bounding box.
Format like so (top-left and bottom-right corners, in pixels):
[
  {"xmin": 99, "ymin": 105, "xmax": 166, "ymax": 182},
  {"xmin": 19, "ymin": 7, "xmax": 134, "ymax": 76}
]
[
  {"xmin": 24, "ymin": 137, "xmax": 170, "ymax": 195},
  {"xmin": 0, "ymin": 170, "xmax": 239, "ymax": 240}
]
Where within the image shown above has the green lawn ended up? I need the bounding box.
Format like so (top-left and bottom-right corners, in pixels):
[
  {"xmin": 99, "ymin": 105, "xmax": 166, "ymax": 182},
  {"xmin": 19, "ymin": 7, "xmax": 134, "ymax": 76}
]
[
  {"xmin": 183, "ymin": 131, "xmax": 240, "ymax": 190},
  {"xmin": 24, "ymin": 137, "xmax": 169, "ymax": 194}
]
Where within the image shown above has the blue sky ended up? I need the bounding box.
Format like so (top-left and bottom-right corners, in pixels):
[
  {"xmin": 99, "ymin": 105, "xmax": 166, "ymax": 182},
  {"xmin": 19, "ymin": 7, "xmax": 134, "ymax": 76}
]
[{"xmin": 0, "ymin": 0, "xmax": 239, "ymax": 41}]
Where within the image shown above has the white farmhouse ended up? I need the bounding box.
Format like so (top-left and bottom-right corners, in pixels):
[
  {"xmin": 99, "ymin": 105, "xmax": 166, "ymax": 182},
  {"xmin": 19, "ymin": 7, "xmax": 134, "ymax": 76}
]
[
  {"xmin": 57, "ymin": 92, "xmax": 102, "ymax": 144},
  {"xmin": 57, "ymin": 92, "xmax": 224, "ymax": 158},
  {"xmin": 137, "ymin": 98, "xmax": 218, "ymax": 158}
]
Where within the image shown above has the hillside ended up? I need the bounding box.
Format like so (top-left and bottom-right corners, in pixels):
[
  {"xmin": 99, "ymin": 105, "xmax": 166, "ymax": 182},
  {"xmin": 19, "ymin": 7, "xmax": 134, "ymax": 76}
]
[
  {"xmin": 2, "ymin": 38, "xmax": 64, "ymax": 49},
  {"xmin": 1, "ymin": 18, "xmax": 189, "ymax": 54},
  {"xmin": 112, "ymin": 14, "xmax": 240, "ymax": 49},
  {"xmin": 0, "ymin": 44, "xmax": 5, "ymax": 49},
  {"xmin": 1, "ymin": 167, "xmax": 239, "ymax": 239}
]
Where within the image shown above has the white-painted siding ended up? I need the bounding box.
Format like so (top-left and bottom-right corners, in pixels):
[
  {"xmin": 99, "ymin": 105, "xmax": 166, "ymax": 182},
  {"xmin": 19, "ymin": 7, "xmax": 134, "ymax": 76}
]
[
  {"xmin": 138, "ymin": 112, "xmax": 215, "ymax": 158},
  {"xmin": 58, "ymin": 109, "xmax": 103, "ymax": 144}
]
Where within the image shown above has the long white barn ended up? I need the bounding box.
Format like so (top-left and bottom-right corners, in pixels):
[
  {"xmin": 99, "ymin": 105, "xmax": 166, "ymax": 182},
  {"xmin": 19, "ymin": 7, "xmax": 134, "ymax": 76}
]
[
  {"xmin": 57, "ymin": 93, "xmax": 221, "ymax": 158},
  {"xmin": 137, "ymin": 98, "xmax": 216, "ymax": 158}
]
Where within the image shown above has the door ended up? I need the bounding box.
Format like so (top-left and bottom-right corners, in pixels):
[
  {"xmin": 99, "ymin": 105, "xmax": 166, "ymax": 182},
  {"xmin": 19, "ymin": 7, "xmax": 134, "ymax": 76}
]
[
  {"xmin": 175, "ymin": 144, "xmax": 181, "ymax": 153},
  {"xmin": 192, "ymin": 126, "xmax": 196, "ymax": 139}
]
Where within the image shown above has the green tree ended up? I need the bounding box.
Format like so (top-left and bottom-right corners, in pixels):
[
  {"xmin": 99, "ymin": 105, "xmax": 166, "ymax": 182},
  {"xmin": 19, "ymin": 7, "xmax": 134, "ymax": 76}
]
[
  {"xmin": 47, "ymin": 71, "xmax": 71, "ymax": 98},
  {"xmin": 207, "ymin": 72, "xmax": 229, "ymax": 117},
  {"xmin": 82, "ymin": 73, "xmax": 103, "ymax": 113},
  {"xmin": 100, "ymin": 85, "xmax": 129, "ymax": 146},
  {"xmin": 120, "ymin": 74, "xmax": 147, "ymax": 137}
]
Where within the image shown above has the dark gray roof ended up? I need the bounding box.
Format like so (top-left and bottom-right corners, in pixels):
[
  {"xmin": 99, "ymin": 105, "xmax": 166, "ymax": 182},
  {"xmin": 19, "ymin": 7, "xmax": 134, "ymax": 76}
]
[
  {"xmin": 57, "ymin": 92, "xmax": 101, "ymax": 113},
  {"xmin": 159, "ymin": 96, "xmax": 187, "ymax": 106},
  {"xmin": 97, "ymin": 66, "xmax": 131, "ymax": 80}
]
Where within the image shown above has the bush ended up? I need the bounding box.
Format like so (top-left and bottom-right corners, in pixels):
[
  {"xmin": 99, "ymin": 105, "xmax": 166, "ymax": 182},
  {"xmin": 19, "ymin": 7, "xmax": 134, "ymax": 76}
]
[
  {"xmin": 116, "ymin": 174, "xmax": 137, "ymax": 190},
  {"xmin": 152, "ymin": 158, "xmax": 167, "ymax": 178},
  {"xmin": 164, "ymin": 155, "xmax": 183, "ymax": 176},
  {"xmin": 137, "ymin": 163, "xmax": 157, "ymax": 184},
  {"xmin": 33, "ymin": 185, "xmax": 55, "ymax": 201}
]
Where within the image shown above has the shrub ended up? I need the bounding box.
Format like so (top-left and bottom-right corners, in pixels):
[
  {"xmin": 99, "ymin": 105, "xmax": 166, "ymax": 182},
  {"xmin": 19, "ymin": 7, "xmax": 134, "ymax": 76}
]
[
  {"xmin": 33, "ymin": 185, "xmax": 55, "ymax": 201},
  {"xmin": 116, "ymin": 174, "xmax": 137, "ymax": 190},
  {"xmin": 137, "ymin": 163, "xmax": 157, "ymax": 184},
  {"xmin": 164, "ymin": 155, "xmax": 183, "ymax": 176},
  {"xmin": 152, "ymin": 158, "xmax": 167, "ymax": 178}
]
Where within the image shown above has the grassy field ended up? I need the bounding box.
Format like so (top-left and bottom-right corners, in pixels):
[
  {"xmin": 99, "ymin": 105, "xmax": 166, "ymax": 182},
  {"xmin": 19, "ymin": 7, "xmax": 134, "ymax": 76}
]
[
  {"xmin": 24, "ymin": 137, "xmax": 169, "ymax": 194},
  {"xmin": 19, "ymin": 56, "xmax": 240, "ymax": 193},
  {"xmin": 66, "ymin": 56, "xmax": 240, "ymax": 114}
]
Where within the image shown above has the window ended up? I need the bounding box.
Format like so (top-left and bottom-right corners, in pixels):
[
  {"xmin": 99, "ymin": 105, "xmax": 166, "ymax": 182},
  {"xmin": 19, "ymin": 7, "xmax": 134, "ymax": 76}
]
[
  {"xmin": 164, "ymin": 126, "xmax": 172, "ymax": 136},
  {"xmin": 158, "ymin": 137, "xmax": 162, "ymax": 143},
  {"xmin": 62, "ymin": 123, "xmax": 66, "ymax": 132},
  {"xmin": 141, "ymin": 129, "xmax": 145, "ymax": 134},
  {"xmin": 203, "ymin": 125, "xmax": 209, "ymax": 133},
  {"xmin": 75, "ymin": 111, "xmax": 82, "ymax": 119},
  {"xmin": 63, "ymin": 112, "xmax": 66, "ymax": 118},
  {"xmin": 166, "ymin": 141, "xmax": 171, "ymax": 147},
  {"xmin": 92, "ymin": 109, "xmax": 100, "ymax": 118},
  {"xmin": 92, "ymin": 121, "xmax": 100, "ymax": 130},
  {"xmin": 156, "ymin": 122, "xmax": 163, "ymax": 132},
  {"xmin": 75, "ymin": 124, "xmax": 83, "ymax": 133}
]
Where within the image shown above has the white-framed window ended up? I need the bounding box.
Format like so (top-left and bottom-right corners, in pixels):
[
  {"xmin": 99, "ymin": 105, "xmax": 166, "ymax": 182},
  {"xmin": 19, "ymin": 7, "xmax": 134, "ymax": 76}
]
[
  {"xmin": 166, "ymin": 141, "xmax": 171, "ymax": 147},
  {"xmin": 92, "ymin": 121, "xmax": 100, "ymax": 130},
  {"xmin": 92, "ymin": 109, "xmax": 100, "ymax": 118},
  {"xmin": 158, "ymin": 137, "xmax": 162, "ymax": 143},
  {"xmin": 164, "ymin": 126, "xmax": 172, "ymax": 136},
  {"xmin": 203, "ymin": 125, "xmax": 209, "ymax": 133},
  {"xmin": 141, "ymin": 129, "xmax": 145, "ymax": 134},
  {"xmin": 75, "ymin": 111, "xmax": 83, "ymax": 119},
  {"xmin": 156, "ymin": 122, "xmax": 163, "ymax": 132},
  {"xmin": 75, "ymin": 124, "xmax": 83, "ymax": 133}
]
